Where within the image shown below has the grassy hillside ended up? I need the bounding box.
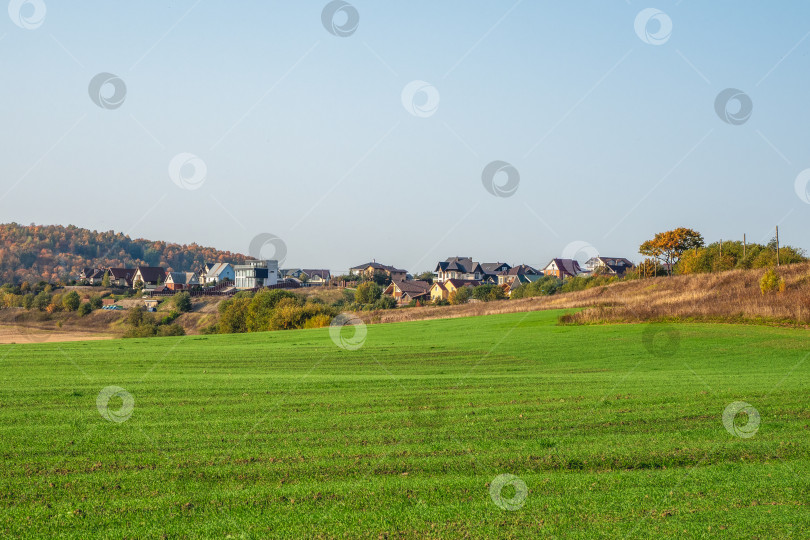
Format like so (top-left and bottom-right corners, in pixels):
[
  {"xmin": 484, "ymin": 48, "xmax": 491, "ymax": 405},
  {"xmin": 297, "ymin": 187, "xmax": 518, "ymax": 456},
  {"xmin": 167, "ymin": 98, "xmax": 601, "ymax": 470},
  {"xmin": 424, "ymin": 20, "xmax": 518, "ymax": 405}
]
[
  {"xmin": 1, "ymin": 310, "xmax": 808, "ymax": 537},
  {"xmin": 0, "ymin": 223, "xmax": 248, "ymax": 283}
]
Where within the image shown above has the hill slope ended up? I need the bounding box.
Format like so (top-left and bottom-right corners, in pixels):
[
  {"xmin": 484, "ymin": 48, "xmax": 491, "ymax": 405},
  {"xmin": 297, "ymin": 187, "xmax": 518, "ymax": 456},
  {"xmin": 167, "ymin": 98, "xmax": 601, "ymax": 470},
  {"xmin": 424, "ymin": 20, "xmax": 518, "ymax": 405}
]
[{"xmin": 0, "ymin": 223, "xmax": 248, "ymax": 283}]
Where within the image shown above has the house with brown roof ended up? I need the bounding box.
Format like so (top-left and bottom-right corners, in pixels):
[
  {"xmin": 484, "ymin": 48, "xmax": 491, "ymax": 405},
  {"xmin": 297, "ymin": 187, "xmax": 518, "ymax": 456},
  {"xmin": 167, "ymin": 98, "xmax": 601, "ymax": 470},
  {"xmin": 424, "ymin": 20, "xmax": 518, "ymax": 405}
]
[
  {"xmin": 542, "ymin": 259, "xmax": 581, "ymax": 279},
  {"xmin": 383, "ymin": 279, "xmax": 431, "ymax": 305},
  {"xmin": 107, "ymin": 268, "xmax": 134, "ymax": 288},
  {"xmin": 349, "ymin": 262, "xmax": 407, "ymax": 281},
  {"xmin": 132, "ymin": 266, "xmax": 166, "ymax": 289}
]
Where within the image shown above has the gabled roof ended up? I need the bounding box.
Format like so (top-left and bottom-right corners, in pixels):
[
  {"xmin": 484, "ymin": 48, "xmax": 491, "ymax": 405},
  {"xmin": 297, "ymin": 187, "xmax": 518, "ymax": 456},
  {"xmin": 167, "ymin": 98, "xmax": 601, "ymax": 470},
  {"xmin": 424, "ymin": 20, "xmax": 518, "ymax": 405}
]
[
  {"xmin": 205, "ymin": 262, "xmax": 232, "ymax": 278},
  {"xmin": 445, "ymin": 278, "xmax": 481, "ymax": 288},
  {"xmin": 108, "ymin": 268, "xmax": 134, "ymax": 280},
  {"xmin": 87, "ymin": 269, "xmax": 105, "ymax": 279},
  {"xmin": 302, "ymin": 269, "xmax": 331, "ymax": 280},
  {"xmin": 166, "ymin": 271, "xmax": 197, "ymax": 285},
  {"xmin": 480, "ymin": 262, "xmax": 511, "ymax": 274},
  {"xmin": 435, "ymin": 257, "xmax": 483, "ymax": 274},
  {"xmin": 134, "ymin": 266, "xmax": 166, "ymax": 283},
  {"xmin": 350, "ymin": 262, "xmax": 407, "ymax": 273},
  {"xmin": 544, "ymin": 259, "xmax": 581, "ymax": 277},
  {"xmin": 505, "ymin": 264, "xmax": 540, "ymax": 276},
  {"xmin": 391, "ymin": 279, "xmax": 431, "ymax": 296}
]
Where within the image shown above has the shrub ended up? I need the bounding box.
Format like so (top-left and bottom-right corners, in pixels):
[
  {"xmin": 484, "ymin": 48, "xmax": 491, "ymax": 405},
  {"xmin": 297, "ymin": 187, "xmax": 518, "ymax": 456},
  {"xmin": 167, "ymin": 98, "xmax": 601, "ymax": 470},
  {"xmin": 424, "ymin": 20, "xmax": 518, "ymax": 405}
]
[
  {"xmin": 157, "ymin": 323, "xmax": 185, "ymax": 337},
  {"xmin": 449, "ymin": 286, "xmax": 472, "ymax": 305},
  {"xmin": 760, "ymin": 268, "xmax": 785, "ymax": 295},
  {"xmin": 373, "ymin": 296, "xmax": 397, "ymax": 310},
  {"xmin": 355, "ymin": 282, "xmax": 382, "ymax": 304},
  {"xmin": 89, "ymin": 295, "xmax": 103, "ymax": 309},
  {"xmin": 62, "ymin": 291, "xmax": 81, "ymax": 311},
  {"xmin": 78, "ymin": 303, "xmax": 92, "ymax": 316},
  {"xmin": 173, "ymin": 292, "xmax": 192, "ymax": 313},
  {"xmin": 472, "ymin": 284, "xmax": 505, "ymax": 302},
  {"xmin": 303, "ymin": 313, "xmax": 332, "ymax": 328}
]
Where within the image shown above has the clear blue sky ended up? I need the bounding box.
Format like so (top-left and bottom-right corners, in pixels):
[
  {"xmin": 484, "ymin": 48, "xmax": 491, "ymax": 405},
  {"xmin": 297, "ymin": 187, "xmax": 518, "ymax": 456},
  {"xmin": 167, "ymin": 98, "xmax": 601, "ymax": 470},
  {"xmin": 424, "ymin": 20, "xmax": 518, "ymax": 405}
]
[{"xmin": 1, "ymin": 1, "xmax": 808, "ymax": 273}]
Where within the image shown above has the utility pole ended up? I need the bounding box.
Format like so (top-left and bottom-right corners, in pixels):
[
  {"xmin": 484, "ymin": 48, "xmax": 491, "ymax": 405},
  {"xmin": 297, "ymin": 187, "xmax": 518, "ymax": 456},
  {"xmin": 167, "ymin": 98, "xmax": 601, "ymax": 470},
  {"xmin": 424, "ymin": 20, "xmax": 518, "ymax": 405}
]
[
  {"xmin": 743, "ymin": 234, "xmax": 746, "ymax": 259},
  {"xmin": 776, "ymin": 226, "xmax": 780, "ymax": 266}
]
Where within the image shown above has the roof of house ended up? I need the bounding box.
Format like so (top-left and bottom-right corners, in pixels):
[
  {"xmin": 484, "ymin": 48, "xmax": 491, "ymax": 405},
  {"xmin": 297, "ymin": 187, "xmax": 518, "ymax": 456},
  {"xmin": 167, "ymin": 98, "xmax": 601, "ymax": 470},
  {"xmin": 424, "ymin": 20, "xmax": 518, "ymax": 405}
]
[
  {"xmin": 480, "ymin": 262, "xmax": 511, "ymax": 274},
  {"xmin": 435, "ymin": 257, "xmax": 484, "ymax": 274},
  {"xmin": 391, "ymin": 279, "xmax": 431, "ymax": 296},
  {"xmin": 302, "ymin": 269, "xmax": 331, "ymax": 280},
  {"xmin": 505, "ymin": 264, "xmax": 540, "ymax": 276},
  {"xmin": 107, "ymin": 268, "xmax": 134, "ymax": 280},
  {"xmin": 87, "ymin": 269, "xmax": 105, "ymax": 279},
  {"xmin": 350, "ymin": 262, "xmax": 407, "ymax": 273},
  {"xmin": 545, "ymin": 258, "xmax": 581, "ymax": 277},
  {"xmin": 134, "ymin": 266, "xmax": 166, "ymax": 283},
  {"xmin": 80, "ymin": 267, "xmax": 98, "ymax": 278},
  {"xmin": 166, "ymin": 271, "xmax": 197, "ymax": 285},
  {"xmin": 204, "ymin": 262, "xmax": 232, "ymax": 278}
]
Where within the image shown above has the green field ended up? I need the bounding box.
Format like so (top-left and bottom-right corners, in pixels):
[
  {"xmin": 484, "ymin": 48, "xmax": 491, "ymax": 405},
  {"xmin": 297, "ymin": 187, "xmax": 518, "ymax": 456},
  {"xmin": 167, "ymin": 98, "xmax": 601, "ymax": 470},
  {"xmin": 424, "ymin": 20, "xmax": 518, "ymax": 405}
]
[{"xmin": 1, "ymin": 310, "xmax": 808, "ymax": 538}]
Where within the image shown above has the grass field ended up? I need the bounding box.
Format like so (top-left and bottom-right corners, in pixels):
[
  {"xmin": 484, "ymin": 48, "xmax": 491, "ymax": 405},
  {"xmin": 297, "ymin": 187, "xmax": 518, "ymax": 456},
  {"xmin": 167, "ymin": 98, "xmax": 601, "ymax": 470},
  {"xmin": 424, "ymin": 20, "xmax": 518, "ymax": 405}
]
[{"xmin": 1, "ymin": 310, "xmax": 808, "ymax": 538}]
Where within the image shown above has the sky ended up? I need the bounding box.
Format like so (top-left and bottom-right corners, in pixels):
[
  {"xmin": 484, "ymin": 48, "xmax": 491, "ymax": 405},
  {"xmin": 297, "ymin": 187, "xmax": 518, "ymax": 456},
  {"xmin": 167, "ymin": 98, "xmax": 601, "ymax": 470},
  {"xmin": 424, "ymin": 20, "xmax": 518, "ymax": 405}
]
[{"xmin": 1, "ymin": 1, "xmax": 809, "ymax": 274}]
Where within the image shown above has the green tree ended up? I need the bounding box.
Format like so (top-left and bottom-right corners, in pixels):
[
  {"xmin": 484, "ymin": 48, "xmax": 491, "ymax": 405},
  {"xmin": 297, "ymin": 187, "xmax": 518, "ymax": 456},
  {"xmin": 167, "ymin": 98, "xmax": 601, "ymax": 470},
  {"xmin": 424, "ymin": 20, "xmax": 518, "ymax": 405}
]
[
  {"xmin": 78, "ymin": 302, "xmax": 92, "ymax": 316},
  {"xmin": 173, "ymin": 292, "xmax": 192, "ymax": 313},
  {"xmin": 89, "ymin": 295, "xmax": 103, "ymax": 309},
  {"xmin": 33, "ymin": 291, "xmax": 52, "ymax": 311},
  {"xmin": 413, "ymin": 271, "xmax": 434, "ymax": 284},
  {"xmin": 449, "ymin": 286, "xmax": 472, "ymax": 305},
  {"xmin": 355, "ymin": 282, "xmax": 382, "ymax": 304},
  {"xmin": 101, "ymin": 271, "xmax": 111, "ymax": 288},
  {"xmin": 62, "ymin": 291, "xmax": 81, "ymax": 311}
]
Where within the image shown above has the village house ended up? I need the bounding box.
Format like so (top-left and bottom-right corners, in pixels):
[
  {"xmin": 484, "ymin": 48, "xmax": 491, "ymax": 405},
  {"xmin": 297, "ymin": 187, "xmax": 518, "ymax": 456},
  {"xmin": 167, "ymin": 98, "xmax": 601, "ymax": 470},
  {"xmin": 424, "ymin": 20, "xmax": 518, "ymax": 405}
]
[
  {"xmin": 434, "ymin": 257, "xmax": 484, "ymax": 282},
  {"xmin": 504, "ymin": 273, "xmax": 545, "ymax": 296},
  {"xmin": 107, "ymin": 268, "xmax": 134, "ymax": 288},
  {"xmin": 497, "ymin": 264, "xmax": 541, "ymax": 285},
  {"xmin": 280, "ymin": 268, "xmax": 304, "ymax": 280},
  {"xmin": 349, "ymin": 262, "xmax": 407, "ymax": 282},
  {"xmin": 234, "ymin": 260, "xmax": 279, "ymax": 289},
  {"xmin": 202, "ymin": 262, "xmax": 234, "ymax": 285},
  {"xmin": 542, "ymin": 259, "xmax": 582, "ymax": 279},
  {"xmin": 583, "ymin": 256, "xmax": 635, "ymax": 276},
  {"xmin": 384, "ymin": 279, "xmax": 431, "ymax": 305},
  {"xmin": 164, "ymin": 271, "xmax": 200, "ymax": 291},
  {"xmin": 302, "ymin": 269, "xmax": 331, "ymax": 285},
  {"xmin": 480, "ymin": 262, "xmax": 511, "ymax": 284},
  {"xmin": 131, "ymin": 266, "xmax": 166, "ymax": 289},
  {"xmin": 429, "ymin": 278, "xmax": 480, "ymax": 302}
]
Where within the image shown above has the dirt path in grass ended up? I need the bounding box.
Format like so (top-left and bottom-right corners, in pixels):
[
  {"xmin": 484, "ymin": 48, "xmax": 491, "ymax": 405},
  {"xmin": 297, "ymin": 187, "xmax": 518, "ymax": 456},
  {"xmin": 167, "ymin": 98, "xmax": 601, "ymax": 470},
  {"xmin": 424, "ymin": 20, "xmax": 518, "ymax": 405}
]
[{"xmin": 0, "ymin": 325, "xmax": 115, "ymax": 344}]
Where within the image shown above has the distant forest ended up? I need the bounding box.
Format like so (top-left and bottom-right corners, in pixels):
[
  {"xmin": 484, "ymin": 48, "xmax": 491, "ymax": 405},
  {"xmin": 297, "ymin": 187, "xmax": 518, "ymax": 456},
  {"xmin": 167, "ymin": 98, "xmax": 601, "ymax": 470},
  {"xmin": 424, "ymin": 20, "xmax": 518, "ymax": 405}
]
[{"xmin": 0, "ymin": 223, "xmax": 248, "ymax": 284}]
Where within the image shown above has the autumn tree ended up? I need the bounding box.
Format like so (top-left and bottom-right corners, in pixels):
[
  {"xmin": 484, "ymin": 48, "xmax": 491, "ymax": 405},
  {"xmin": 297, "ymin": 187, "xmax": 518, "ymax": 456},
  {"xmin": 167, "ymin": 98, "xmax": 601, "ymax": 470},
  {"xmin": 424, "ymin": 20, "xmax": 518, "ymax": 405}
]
[{"xmin": 639, "ymin": 228, "xmax": 704, "ymax": 275}]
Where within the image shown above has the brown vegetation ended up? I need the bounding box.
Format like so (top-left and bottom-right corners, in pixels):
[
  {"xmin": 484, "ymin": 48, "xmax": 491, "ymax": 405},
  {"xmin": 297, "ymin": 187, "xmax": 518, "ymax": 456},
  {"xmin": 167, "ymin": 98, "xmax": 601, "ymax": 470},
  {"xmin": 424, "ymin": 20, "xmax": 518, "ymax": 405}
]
[{"xmin": 357, "ymin": 262, "xmax": 810, "ymax": 328}]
